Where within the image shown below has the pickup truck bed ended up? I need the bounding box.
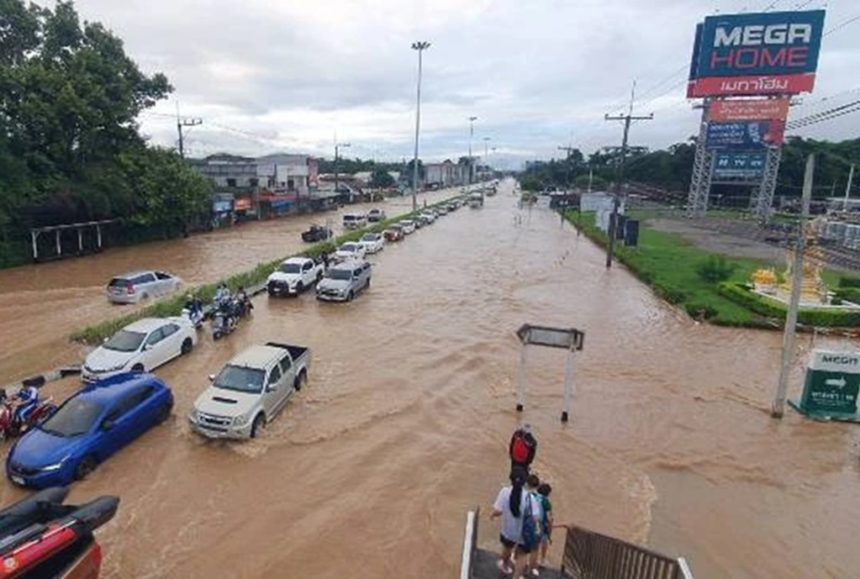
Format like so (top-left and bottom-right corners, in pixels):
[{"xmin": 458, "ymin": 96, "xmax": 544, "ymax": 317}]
[{"xmin": 266, "ymin": 342, "xmax": 310, "ymax": 369}]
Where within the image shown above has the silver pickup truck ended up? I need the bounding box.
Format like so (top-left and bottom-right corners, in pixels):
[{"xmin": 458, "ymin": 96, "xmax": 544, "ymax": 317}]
[{"xmin": 189, "ymin": 342, "xmax": 311, "ymax": 439}]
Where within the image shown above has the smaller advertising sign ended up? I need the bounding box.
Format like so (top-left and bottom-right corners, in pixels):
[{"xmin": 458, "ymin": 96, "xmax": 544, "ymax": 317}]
[
  {"xmin": 709, "ymin": 98, "xmax": 790, "ymax": 122},
  {"xmin": 687, "ymin": 74, "xmax": 814, "ymax": 97},
  {"xmin": 706, "ymin": 120, "xmax": 784, "ymax": 149},
  {"xmin": 713, "ymin": 152, "xmax": 766, "ymax": 178}
]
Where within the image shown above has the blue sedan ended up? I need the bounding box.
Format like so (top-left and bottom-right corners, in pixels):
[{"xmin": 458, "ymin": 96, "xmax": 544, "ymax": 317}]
[{"xmin": 6, "ymin": 372, "xmax": 173, "ymax": 489}]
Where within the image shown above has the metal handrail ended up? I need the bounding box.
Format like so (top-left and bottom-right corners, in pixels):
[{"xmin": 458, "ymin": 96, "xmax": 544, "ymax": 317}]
[
  {"xmin": 560, "ymin": 524, "xmax": 693, "ymax": 579},
  {"xmin": 459, "ymin": 507, "xmax": 480, "ymax": 579}
]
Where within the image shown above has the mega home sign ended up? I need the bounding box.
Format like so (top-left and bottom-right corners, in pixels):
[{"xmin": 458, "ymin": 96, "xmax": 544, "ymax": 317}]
[{"xmin": 688, "ymin": 10, "xmax": 825, "ymax": 97}]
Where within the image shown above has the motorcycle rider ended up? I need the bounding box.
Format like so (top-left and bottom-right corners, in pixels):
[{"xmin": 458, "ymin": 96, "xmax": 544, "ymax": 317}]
[
  {"xmin": 236, "ymin": 286, "xmax": 253, "ymax": 316},
  {"xmin": 184, "ymin": 293, "xmax": 204, "ymax": 326},
  {"xmin": 13, "ymin": 387, "xmax": 40, "ymax": 428},
  {"xmin": 214, "ymin": 283, "xmax": 231, "ymax": 305}
]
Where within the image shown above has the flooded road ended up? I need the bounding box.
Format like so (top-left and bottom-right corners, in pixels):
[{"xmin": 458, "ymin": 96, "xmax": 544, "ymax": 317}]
[
  {"xmin": 0, "ymin": 190, "xmax": 456, "ymax": 385},
  {"xmin": 1, "ymin": 182, "xmax": 859, "ymax": 577}
]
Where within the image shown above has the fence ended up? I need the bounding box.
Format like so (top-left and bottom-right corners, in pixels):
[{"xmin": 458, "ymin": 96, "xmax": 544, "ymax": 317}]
[
  {"xmin": 561, "ymin": 525, "xmax": 693, "ymax": 579},
  {"xmin": 459, "ymin": 508, "xmax": 479, "ymax": 579}
]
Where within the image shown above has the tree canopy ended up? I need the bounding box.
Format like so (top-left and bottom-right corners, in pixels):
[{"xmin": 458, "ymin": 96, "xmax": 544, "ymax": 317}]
[{"xmin": 0, "ymin": 0, "xmax": 212, "ymax": 266}]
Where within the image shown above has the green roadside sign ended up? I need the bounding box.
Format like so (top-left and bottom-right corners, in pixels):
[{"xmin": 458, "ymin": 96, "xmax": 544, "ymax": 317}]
[{"xmin": 790, "ymin": 350, "xmax": 860, "ymax": 422}]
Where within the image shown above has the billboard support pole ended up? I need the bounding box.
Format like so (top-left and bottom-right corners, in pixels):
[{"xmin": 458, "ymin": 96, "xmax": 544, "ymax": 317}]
[
  {"xmin": 687, "ymin": 100, "xmax": 713, "ymax": 218},
  {"xmin": 750, "ymin": 146, "xmax": 782, "ymax": 224},
  {"xmin": 772, "ymin": 154, "xmax": 814, "ymax": 419}
]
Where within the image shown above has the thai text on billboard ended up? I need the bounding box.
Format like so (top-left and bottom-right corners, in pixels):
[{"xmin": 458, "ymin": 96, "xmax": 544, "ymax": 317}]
[
  {"xmin": 706, "ymin": 121, "xmax": 785, "ymax": 149},
  {"xmin": 708, "ymin": 98, "xmax": 790, "ymax": 122},
  {"xmin": 687, "ymin": 9, "xmax": 825, "ymax": 97},
  {"xmin": 713, "ymin": 152, "xmax": 767, "ymax": 178}
]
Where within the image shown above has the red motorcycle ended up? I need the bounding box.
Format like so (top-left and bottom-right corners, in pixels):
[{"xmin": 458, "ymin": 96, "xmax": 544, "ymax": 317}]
[{"xmin": 0, "ymin": 389, "xmax": 58, "ymax": 440}]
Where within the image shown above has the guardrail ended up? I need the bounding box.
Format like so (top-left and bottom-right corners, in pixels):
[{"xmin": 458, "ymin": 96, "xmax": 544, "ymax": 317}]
[
  {"xmin": 561, "ymin": 525, "xmax": 693, "ymax": 579},
  {"xmin": 459, "ymin": 507, "xmax": 479, "ymax": 579}
]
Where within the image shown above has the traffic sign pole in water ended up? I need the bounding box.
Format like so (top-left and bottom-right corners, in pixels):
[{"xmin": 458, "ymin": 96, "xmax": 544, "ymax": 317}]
[{"xmin": 772, "ymin": 154, "xmax": 815, "ymax": 419}]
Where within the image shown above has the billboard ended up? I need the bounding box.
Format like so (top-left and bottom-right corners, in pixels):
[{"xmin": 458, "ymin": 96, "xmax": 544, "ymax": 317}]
[
  {"xmin": 687, "ymin": 9, "xmax": 825, "ymax": 97},
  {"xmin": 706, "ymin": 120, "xmax": 785, "ymax": 149},
  {"xmin": 713, "ymin": 152, "xmax": 766, "ymax": 178},
  {"xmin": 708, "ymin": 98, "xmax": 790, "ymax": 122}
]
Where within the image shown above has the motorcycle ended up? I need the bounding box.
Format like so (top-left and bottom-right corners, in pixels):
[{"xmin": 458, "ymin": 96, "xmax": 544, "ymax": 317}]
[
  {"xmin": 0, "ymin": 389, "xmax": 58, "ymax": 440},
  {"xmin": 235, "ymin": 293, "xmax": 253, "ymax": 318},
  {"xmin": 211, "ymin": 298, "xmax": 238, "ymax": 340}
]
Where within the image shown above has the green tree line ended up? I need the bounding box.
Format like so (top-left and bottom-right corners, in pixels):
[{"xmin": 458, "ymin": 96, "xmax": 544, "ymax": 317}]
[
  {"xmin": 518, "ymin": 136, "xmax": 860, "ymax": 200},
  {"xmin": 0, "ymin": 0, "xmax": 212, "ymax": 267}
]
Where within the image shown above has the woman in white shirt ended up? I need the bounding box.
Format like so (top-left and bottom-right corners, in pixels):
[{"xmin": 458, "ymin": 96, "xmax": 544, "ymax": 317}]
[{"xmin": 491, "ymin": 467, "xmax": 542, "ymax": 578}]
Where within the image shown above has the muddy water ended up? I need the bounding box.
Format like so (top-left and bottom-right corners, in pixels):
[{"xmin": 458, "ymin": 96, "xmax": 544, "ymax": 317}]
[
  {"xmin": 1, "ymin": 182, "xmax": 859, "ymax": 578},
  {"xmin": 0, "ymin": 190, "xmax": 455, "ymax": 385}
]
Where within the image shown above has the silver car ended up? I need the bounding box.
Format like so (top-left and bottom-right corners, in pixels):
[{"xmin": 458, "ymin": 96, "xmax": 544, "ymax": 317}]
[
  {"xmin": 316, "ymin": 260, "xmax": 371, "ymax": 302},
  {"xmin": 106, "ymin": 270, "xmax": 182, "ymax": 304}
]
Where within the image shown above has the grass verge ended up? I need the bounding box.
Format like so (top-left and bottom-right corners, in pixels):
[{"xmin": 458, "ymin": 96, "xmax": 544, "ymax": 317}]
[
  {"xmin": 565, "ymin": 210, "xmax": 860, "ymax": 329},
  {"xmin": 70, "ymin": 197, "xmax": 462, "ymax": 345}
]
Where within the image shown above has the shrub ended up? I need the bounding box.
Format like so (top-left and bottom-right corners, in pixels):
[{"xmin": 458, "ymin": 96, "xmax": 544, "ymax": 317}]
[
  {"xmin": 685, "ymin": 302, "xmax": 718, "ymax": 320},
  {"xmin": 696, "ymin": 255, "xmax": 736, "ymax": 284},
  {"xmin": 838, "ymin": 277, "xmax": 860, "ymax": 289},
  {"xmin": 654, "ymin": 283, "xmax": 686, "ymax": 304},
  {"xmin": 718, "ymin": 282, "xmax": 860, "ymax": 327}
]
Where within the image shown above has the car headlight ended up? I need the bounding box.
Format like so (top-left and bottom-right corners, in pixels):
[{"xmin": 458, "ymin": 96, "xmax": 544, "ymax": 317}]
[
  {"xmin": 233, "ymin": 415, "xmax": 249, "ymax": 426},
  {"xmin": 39, "ymin": 457, "xmax": 68, "ymax": 472}
]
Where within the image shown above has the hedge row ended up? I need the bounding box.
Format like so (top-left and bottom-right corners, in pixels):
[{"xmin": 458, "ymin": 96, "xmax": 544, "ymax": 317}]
[
  {"xmin": 718, "ymin": 282, "xmax": 860, "ymax": 327},
  {"xmin": 70, "ymin": 197, "xmax": 462, "ymax": 345}
]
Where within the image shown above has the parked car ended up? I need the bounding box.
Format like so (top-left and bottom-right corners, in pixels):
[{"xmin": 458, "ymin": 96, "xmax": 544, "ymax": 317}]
[
  {"xmin": 367, "ymin": 208, "xmax": 386, "ymax": 222},
  {"xmin": 419, "ymin": 211, "xmax": 436, "ymax": 224},
  {"xmin": 447, "ymin": 202, "xmax": 459, "ymax": 211},
  {"xmin": 82, "ymin": 317, "xmax": 196, "ymax": 383},
  {"xmin": 267, "ymin": 257, "xmax": 323, "ymax": 297},
  {"xmin": 399, "ymin": 220, "xmax": 416, "ymax": 234},
  {"xmin": 412, "ymin": 217, "xmax": 425, "ymax": 229},
  {"xmin": 333, "ymin": 241, "xmax": 367, "ymax": 262},
  {"xmin": 316, "ymin": 260, "xmax": 372, "ymax": 302},
  {"xmin": 342, "ymin": 213, "xmax": 367, "ymax": 230},
  {"xmin": 414, "ymin": 214, "xmax": 429, "ymax": 227},
  {"xmin": 106, "ymin": 271, "xmax": 181, "ymax": 304},
  {"xmin": 468, "ymin": 192, "xmax": 484, "ymax": 208},
  {"xmin": 301, "ymin": 224, "xmax": 332, "ymax": 243},
  {"xmin": 0, "ymin": 488, "xmax": 119, "ymax": 578},
  {"xmin": 188, "ymin": 342, "xmax": 311, "ymax": 439},
  {"xmin": 358, "ymin": 232, "xmax": 384, "ymax": 254},
  {"xmin": 6, "ymin": 373, "xmax": 174, "ymax": 488},
  {"xmin": 436, "ymin": 205, "xmax": 449, "ymax": 215},
  {"xmin": 384, "ymin": 225, "xmax": 405, "ymax": 242}
]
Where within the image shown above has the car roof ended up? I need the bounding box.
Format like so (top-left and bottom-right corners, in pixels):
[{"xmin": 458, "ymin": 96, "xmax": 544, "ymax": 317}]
[
  {"xmin": 330, "ymin": 260, "xmax": 368, "ymax": 271},
  {"xmin": 229, "ymin": 344, "xmax": 286, "ymax": 369},
  {"xmin": 80, "ymin": 373, "xmax": 164, "ymax": 405},
  {"xmin": 362, "ymin": 232, "xmax": 380, "ymax": 237},
  {"xmin": 122, "ymin": 317, "xmax": 173, "ymax": 333},
  {"xmin": 283, "ymin": 257, "xmax": 311, "ymax": 265},
  {"xmin": 114, "ymin": 270, "xmax": 153, "ymax": 280},
  {"xmin": 340, "ymin": 241, "xmax": 359, "ymax": 247}
]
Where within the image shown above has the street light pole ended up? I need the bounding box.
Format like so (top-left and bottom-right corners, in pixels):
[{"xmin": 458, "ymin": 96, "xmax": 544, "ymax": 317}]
[
  {"xmin": 411, "ymin": 41, "xmax": 431, "ymax": 212},
  {"xmin": 468, "ymin": 116, "xmax": 477, "ymax": 185},
  {"xmin": 334, "ymin": 142, "xmax": 351, "ymax": 201},
  {"xmin": 482, "ymin": 137, "xmax": 491, "ymax": 181}
]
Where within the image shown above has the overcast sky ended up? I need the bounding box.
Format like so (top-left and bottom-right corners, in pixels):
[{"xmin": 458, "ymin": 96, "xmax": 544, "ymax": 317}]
[{"xmin": 52, "ymin": 0, "xmax": 860, "ymax": 168}]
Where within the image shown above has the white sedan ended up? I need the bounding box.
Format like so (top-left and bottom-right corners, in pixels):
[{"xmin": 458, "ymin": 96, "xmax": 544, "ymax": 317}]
[
  {"xmin": 358, "ymin": 232, "xmax": 385, "ymax": 254},
  {"xmin": 399, "ymin": 220, "xmax": 416, "ymax": 234},
  {"xmin": 333, "ymin": 242, "xmax": 367, "ymax": 262},
  {"xmin": 82, "ymin": 317, "xmax": 197, "ymax": 383}
]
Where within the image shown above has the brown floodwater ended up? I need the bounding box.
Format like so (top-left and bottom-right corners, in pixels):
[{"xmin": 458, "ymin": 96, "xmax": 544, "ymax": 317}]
[{"xmin": 0, "ymin": 181, "xmax": 858, "ymax": 578}]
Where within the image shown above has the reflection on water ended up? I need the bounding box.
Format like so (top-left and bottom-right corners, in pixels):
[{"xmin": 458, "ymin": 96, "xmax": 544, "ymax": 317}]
[{"xmin": 0, "ymin": 181, "xmax": 858, "ymax": 577}]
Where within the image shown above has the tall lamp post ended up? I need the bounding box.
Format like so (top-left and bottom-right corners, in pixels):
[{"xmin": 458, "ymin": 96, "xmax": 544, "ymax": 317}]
[
  {"xmin": 468, "ymin": 116, "xmax": 477, "ymax": 184},
  {"xmin": 334, "ymin": 142, "xmax": 350, "ymax": 201},
  {"xmin": 482, "ymin": 137, "xmax": 491, "ymax": 181},
  {"xmin": 411, "ymin": 41, "xmax": 431, "ymax": 211}
]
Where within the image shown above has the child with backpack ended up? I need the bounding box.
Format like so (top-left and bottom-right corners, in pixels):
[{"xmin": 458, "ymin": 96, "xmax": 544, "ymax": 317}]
[
  {"xmin": 509, "ymin": 424, "xmax": 538, "ymax": 473},
  {"xmin": 523, "ymin": 474, "xmax": 544, "ymax": 577},
  {"xmin": 536, "ymin": 483, "xmax": 553, "ymax": 569}
]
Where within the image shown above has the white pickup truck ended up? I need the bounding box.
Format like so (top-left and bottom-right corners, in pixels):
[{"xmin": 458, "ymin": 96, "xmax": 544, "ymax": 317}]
[
  {"xmin": 266, "ymin": 257, "xmax": 323, "ymax": 296},
  {"xmin": 189, "ymin": 342, "xmax": 311, "ymax": 439}
]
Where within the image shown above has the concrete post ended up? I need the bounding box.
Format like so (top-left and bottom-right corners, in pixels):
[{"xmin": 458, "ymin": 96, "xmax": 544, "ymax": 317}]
[
  {"xmin": 561, "ymin": 349, "xmax": 575, "ymax": 422},
  {"xmin": 31, "ymin": 231, "xmax": 38, "ymax": 262},
  {"xmin": 96, "ymin": 224, "xmax": 102, "ymax": 249},
  {"xmin": 55, "ymin": 230, "xmax": 61, "ymax": 257},
  {"xmin": 77, "ymin": 228, "xmax": 83, "ymax": 253},
  {"xmin": 517, "ymin": 344, "xmax": 528, "ymax": 412}
]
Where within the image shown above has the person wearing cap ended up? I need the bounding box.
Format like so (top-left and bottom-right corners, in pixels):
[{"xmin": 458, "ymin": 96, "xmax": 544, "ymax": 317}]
[{"xmin": 509, "ymin": 424, "xmax": 538, "ymax": 474}]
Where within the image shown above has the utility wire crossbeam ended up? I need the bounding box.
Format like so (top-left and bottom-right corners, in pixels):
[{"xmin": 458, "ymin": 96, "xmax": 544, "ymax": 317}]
[{"xmin": 176, "ymin": 117, "xmax": 202, "ymax": 159}]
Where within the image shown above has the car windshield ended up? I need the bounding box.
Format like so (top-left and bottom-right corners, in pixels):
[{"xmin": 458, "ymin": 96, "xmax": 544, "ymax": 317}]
[
  {"xmin": 103, "ymin": 330, "xmax": 146, "ymax": 352},
  {"xmin": 326, "ymin": 268, "xmax": 353, "ymax": 280},
  {"xmin": 213, "ymin": 365, "xmax": 265, "ymax": 394},
  {"xmin": 280, "ymin": 263, "xmax": 301, "ymax": 274},
  {"xmin": 340, "ymin": 244, "xmax": 357, "ymax": 252},
  {"xmin": 40, "ymin": 398, "xmax": 103, "ymax": 437},
  {"xmin": 361, "ymin": 234, "xmax": 377, "ymax": 242}
]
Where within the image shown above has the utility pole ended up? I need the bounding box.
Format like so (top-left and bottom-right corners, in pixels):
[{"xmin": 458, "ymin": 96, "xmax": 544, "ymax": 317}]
[
  {"xmin": 604, "ymin": 82, "xmax": 653, "ymax": 268},
  {"xmin": 468, "ymin": 116, "xmax": 477, "ymax": 185},
  {"xmin": 482, "ymin": 137, "xmax": 491, "ymax": 180},
  {"xmin": 558, "ymin": 145, "xmax": 577, "ymax": 192},
  {"xmin": 772, "ymin": 154, "xmax": 815, "ymax": 419},
  {"xmin": 843, "ymin": 164, "xmax": 855, "ymax": 211},
  {"xmin": 411, "ymin": 41, "xmax": 431, "ymax": 212},
  {"xmin": 334, "ymin": 142, "xmax": 350, "ymax": 200},
  {"xmin": 176, "ymin": 113, "xmax": 202, "ymax": 159}
]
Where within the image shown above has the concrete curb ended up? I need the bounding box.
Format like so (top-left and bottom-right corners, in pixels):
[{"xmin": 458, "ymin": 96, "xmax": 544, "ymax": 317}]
[{"xmin": 4, "ymin": 366, "xmax": 81, "ymax": 393}]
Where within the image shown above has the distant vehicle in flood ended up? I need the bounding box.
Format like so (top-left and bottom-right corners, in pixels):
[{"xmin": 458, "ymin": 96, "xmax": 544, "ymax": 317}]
[
  {"xmin": 189, "ymin": 342, "xmax": 310, "ymax": 439},
  {"xmin": 342, "ymin": 213, "xmax": 367, "ymax": 230},
  {"xmin": 301, "ymin": 224, "xmax": 332, "ymax": 243},
  {"xmin": 267, "ymin": 257, "xmax": 324, "ymax": 296},
  {"xmin": 333, "ymin": 241, "xmax": 367, "ymax": 263},
  {"xmin": 399, "ymin": 220, "xmax": 416, "ymax": 234},
  {"xmin": 384, "ymin": 224, "xmax": 404, "ymax": 242},
  {"xmin": 468, "ymin": 192, "xmax": 484, "ymax": 208},
  {"xmin": 316, "ymin": 260, "xmax": 371, "ymax": 302},
  {"xmin": 358, "ymin": 232, "xmax": 384, "ymax": 254},
  {"xmin": 106, "ymin": 270, "xmax": 181, "ymax": 304},
  {"xmin": 367, "ymin": 208, "xmax": 386, "ymax": 222}
]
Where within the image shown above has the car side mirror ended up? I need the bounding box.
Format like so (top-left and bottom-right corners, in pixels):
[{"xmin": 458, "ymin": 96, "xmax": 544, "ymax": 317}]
[
  {"xmin": 208, "ymin": 374, "xmax": 215, "ymax": 382},
  {"xmin": 142, "ymin": 344, "xmax": 152, "ymax": 351},
  {"xmin": 102, "ymin": 419, "xmax": 114, "ymax": 431}
]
